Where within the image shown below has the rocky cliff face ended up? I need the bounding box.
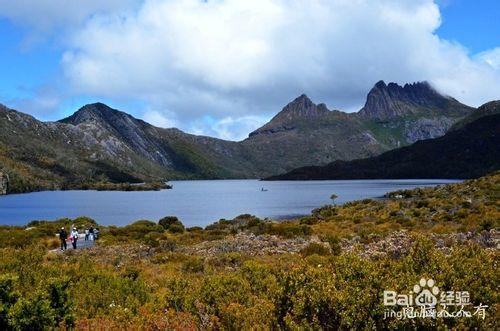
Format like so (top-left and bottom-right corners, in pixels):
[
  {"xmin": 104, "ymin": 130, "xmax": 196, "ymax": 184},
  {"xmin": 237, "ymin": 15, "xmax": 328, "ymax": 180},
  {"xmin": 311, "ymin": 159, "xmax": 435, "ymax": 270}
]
[
  {"xmin": 60, "ymin": 103, "xmax": 176, "ymax": 167},
  {"xmin": 0, "ymin": 172, "xmax": 8, "ymax": 195}
]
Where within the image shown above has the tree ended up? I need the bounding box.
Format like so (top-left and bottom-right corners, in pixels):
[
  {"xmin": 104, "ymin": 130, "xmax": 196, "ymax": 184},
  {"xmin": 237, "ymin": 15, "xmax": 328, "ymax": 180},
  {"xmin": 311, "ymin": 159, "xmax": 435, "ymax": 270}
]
[{"xmin": 330, "ymin": 194, "xmax": 338, "ymax": 205}]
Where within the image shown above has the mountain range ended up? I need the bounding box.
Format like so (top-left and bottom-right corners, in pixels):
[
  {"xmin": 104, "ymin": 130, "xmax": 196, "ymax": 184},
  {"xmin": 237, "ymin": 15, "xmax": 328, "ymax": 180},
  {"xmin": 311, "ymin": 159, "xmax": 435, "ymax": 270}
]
[
  {"xmin": 265, "ymin": 101, "xmax": 500, "ymax": 180},
  {"xmin": 0, "ymin": 80, "xmax": 484, "ymax": 193}
]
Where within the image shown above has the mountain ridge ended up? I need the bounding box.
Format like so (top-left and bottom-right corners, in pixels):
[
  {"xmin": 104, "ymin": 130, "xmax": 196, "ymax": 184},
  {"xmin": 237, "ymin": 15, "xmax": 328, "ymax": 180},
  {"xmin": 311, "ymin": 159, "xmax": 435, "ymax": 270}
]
[
  {"xmin": 0, "ymin": 80, "xmax": 480, "ymax": 193},
  {"xmin": 265, "ymin": 103, "xmax": 500, "ymax": 180}
]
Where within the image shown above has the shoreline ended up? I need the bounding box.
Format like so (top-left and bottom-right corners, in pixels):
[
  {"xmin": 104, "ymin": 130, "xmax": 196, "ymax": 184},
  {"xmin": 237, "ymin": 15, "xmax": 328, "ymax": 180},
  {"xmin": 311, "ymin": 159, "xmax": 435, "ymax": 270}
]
[{"xmin": 0, "ymin": 181, "xmax": 172, "ymax": 196}]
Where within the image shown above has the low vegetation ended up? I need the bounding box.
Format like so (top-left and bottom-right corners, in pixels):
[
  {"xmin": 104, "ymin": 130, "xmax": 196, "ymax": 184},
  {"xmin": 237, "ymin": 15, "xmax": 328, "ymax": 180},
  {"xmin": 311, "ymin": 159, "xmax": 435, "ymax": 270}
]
[{"xmin": 0, "ymin": 173, "xmax": 498, "ymax": 329}]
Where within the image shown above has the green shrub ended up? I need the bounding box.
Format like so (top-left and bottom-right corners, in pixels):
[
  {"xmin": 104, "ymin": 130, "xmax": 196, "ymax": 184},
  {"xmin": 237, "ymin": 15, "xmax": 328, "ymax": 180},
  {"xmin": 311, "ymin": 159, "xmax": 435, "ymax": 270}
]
[
  {"xmin": 0, "ymin": 275, "xmax": 19, "ymax": 329},
  {"xmin": 187, "ymin": 226, "xmax": 203, "ymax": 232},
  {"xmin": 265, "ymin": 222, "xmax": 312, "ymax": 238},
  {"xmin": 181, "ymin": 257, "xmax": 205, "ymax": 273},
  {"xmin": 165, "ymin": 279, "xmax": 193, "ymax": 312},
  {"xmin": 198, "ymin": 275, "xmax": 251, "ymax": 316},
  {"xmin": 300, "ymin": 243, "xmax": 331, "ymax": 257},
  {"xmin": 8, "ymin": 292, "xmax": 55, "ymax": 330},
  {"xmin": 479, "ymin": 219, "xmax": 494, "ymax": 231},
  {"xmin": 168, "ymin": 223, "xmax": 185, "ymax": 234},
  {"xmin": 119, "ymin": 220, "xmax": 164, "ymax": 241},
  {"xmin": 159, "ymin": 238, "xmax": 178, "ymax": 252},
  {"xmin": 299, "ymin": 216, "xmax": 318, "ymax": 225},
  {"xmin": 323, "ymin": 235, "xmax": 342, "ymax": 255},
  {"xmin": 47, "ymin": 278, "xmax": 75, "ymax": 327},
  {"xmin": 159, "ymin": 216, "xmax": 185, "ymax": 233},
  {"xmin": 208, "ymin": 253, "xmax": 246, "ymax": 269}
]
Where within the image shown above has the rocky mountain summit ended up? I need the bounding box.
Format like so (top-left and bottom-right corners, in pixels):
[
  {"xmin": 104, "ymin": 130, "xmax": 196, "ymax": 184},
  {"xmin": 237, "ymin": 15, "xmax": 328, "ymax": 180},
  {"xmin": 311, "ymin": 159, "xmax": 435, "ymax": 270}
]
[
  {"xmin": 355, "ymin": 81, "xmax": 474, "ymax": 145},
  {"xmin": 358, "ymin": 80, "xmax": 473, "ymax": 120},
  {"xmin": 249, "ymin": 94, "xmax": 332, "ymax": 137}
]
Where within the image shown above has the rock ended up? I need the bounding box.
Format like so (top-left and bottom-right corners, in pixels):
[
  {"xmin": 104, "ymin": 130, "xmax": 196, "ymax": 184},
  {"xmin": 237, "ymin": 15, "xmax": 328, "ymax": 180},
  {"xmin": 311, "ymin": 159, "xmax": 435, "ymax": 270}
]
[
  {"xmin": 340, "ymin": 230, "xmax": 499, "ymax": 260},
  {"xmin": 403, "ymin": 117, "xmax": 454, "ymax": 143},
  {"xmin": 182, "ymin": 232, "xmax": 325, "ymax": 257},
  {"xmin": 0, "ymin": 172, "xmax": 8, "ymax": 195}
]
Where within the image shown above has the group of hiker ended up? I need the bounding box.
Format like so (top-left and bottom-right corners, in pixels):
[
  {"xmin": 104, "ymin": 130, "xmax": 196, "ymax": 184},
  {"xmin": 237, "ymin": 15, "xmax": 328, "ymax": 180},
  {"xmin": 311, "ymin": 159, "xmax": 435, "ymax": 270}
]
[{"xmin": 58, "ymin": 226, "xmax": 99, "ymax": 251}]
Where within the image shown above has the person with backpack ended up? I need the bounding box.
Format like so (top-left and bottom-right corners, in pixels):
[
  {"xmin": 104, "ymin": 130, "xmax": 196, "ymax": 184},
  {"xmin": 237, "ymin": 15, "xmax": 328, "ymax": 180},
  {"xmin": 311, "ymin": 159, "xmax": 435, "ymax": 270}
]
[
  {"xmin": 59, "ymin": 227, "xmax": 67, "ymax": 251},
  {"xmin": 71, "ymin": 227, "xmax": 79, "ymax": 249}
]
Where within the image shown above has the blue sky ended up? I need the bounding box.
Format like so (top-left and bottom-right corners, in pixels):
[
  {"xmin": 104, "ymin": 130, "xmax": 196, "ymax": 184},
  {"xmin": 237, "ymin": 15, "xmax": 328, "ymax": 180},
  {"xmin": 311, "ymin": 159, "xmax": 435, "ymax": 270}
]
[
  {"xmin": 0, "ymin": 0, "xmax": 499, "ymax": 140},
  {"xmin": 436, "ymin": 0, "xmax": 500, "ymax": 53}
]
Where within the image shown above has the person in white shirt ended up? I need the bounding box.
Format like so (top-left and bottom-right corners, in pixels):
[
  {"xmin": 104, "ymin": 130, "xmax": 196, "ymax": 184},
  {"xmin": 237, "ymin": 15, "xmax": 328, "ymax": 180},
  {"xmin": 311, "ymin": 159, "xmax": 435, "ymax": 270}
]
[{"xmin": 71, "ymin": 228, "xmax": 79, "ymax": 249}]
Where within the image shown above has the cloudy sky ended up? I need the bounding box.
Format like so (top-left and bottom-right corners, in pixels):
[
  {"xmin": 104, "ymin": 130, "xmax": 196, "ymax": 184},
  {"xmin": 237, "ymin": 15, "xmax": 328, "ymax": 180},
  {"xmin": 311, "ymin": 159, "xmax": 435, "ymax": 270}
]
[{"xmin": 0, "ymin": 0, "xmax": 499, "ymax": 140}]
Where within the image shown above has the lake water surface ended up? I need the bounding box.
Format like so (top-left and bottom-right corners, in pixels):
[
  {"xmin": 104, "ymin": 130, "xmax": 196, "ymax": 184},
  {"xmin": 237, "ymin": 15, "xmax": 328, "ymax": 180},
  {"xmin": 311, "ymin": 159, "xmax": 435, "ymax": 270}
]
[{"xmin": 0, "ymin": 179, "xmax": 459, "ymax": 226}]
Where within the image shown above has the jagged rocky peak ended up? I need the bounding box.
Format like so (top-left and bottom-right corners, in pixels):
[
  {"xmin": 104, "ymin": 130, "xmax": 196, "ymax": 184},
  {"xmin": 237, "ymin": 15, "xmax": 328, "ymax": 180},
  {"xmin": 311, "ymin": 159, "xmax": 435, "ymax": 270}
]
[
  {"xmin": 279, "ymin": 94, "xmax": 329, "ymax": 118},
  {"xmin": 358, "ymin": 80, "xmax": 468, "ymax": 120},
  {"xmin": 248, "ymin": 94, "xmax": 330, "ymax": 137}
]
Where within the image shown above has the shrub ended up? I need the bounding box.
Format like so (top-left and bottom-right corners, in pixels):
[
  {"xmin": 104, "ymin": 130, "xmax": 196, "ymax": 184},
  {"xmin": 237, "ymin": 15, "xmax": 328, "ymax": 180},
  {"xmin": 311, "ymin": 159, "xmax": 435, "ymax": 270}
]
[
  {"xmin": 120, "ymin": 220, "xmax": 164, "ymax": 241},
  {"xmin": 169, "ymin": 223, "xmax": 185, "ymax": 234},
  {"xmin": 0, "ymin": 275, "xmax": 19, "ymax": 329},
  {"xmin": 129, "ymin": 220, "xmax": 158, "ymax": 228},
  {"xmin": 159, "ymin": 216, "xmax": 185, "ymax": 233},
  {"xmin": 479, "ymin": 219, "xmax": 494, "ymax": 231},
  {"xmin": 181, "ymin": 257, "xmax": 205, "ymax": 273},
  {"xmin": 187, "ymin": 226, "xmax": 203, "ymax": 232},
  {"xmin": 300, "ymin": 243, "xmax": 331, "ymax": 257},
  {"xmin": 47, "ymin": 279, "xmax": 75, "ymax": 327},
  {"xmin": 159, "ymin": 238, "xmax": 178, "ymax": 252},
  {"xmin": 299, "ymin": 216, "xmax": 318, "ymax": 225},
  {"xmin": 246, "ymin": 217, "xmax": 263, "ymax": 228},
  {"xmin": 198, "ymin": 275, "xmax": 251, "ymax": 316},
  {"xmin": 208, "ymin": 253, "xmax": 246, "ymax": 269},
  {"xmin": 265, "ymin": 222, "xmax": 312, "ymax": 238},
  {"xmin": 8, "ymin": 292, "xmax": 55, "ymax": 330},
  {"xmin": 323, "ymin": 235, "xmax": 342, "ymax": 256},
  {"xmin": 165, "ymin": 279, "xmax": 193, "ymax": 312}
]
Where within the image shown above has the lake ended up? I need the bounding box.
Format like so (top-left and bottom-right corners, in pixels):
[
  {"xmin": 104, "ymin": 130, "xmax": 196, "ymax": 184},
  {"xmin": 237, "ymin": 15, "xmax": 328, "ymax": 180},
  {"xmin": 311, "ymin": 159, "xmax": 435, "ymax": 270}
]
[{"xmin": 0, "ymin": 179, "xmax": 459, "ymax": 227}]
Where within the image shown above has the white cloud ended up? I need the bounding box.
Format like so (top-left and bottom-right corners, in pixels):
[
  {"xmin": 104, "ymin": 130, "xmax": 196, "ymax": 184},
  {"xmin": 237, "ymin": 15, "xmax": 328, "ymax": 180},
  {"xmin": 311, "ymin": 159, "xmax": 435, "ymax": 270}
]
[
  {"xmin": 190, "ymin": 115, "xmax": 268, "ymax": 141},
  {"xmin": 3, "ymin": 84, "xmax": 63, "ymax": 118},
  {"xmin": 142, "ymin": 109, "xmax": 177, "ymax": 128},
  {"xmin": 4, "ymin": 0, "xmax": 500, "ymax": 138},
  {"xmin": 476, "ymin": 47, "xmax": 500, "ymax": 70}
]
